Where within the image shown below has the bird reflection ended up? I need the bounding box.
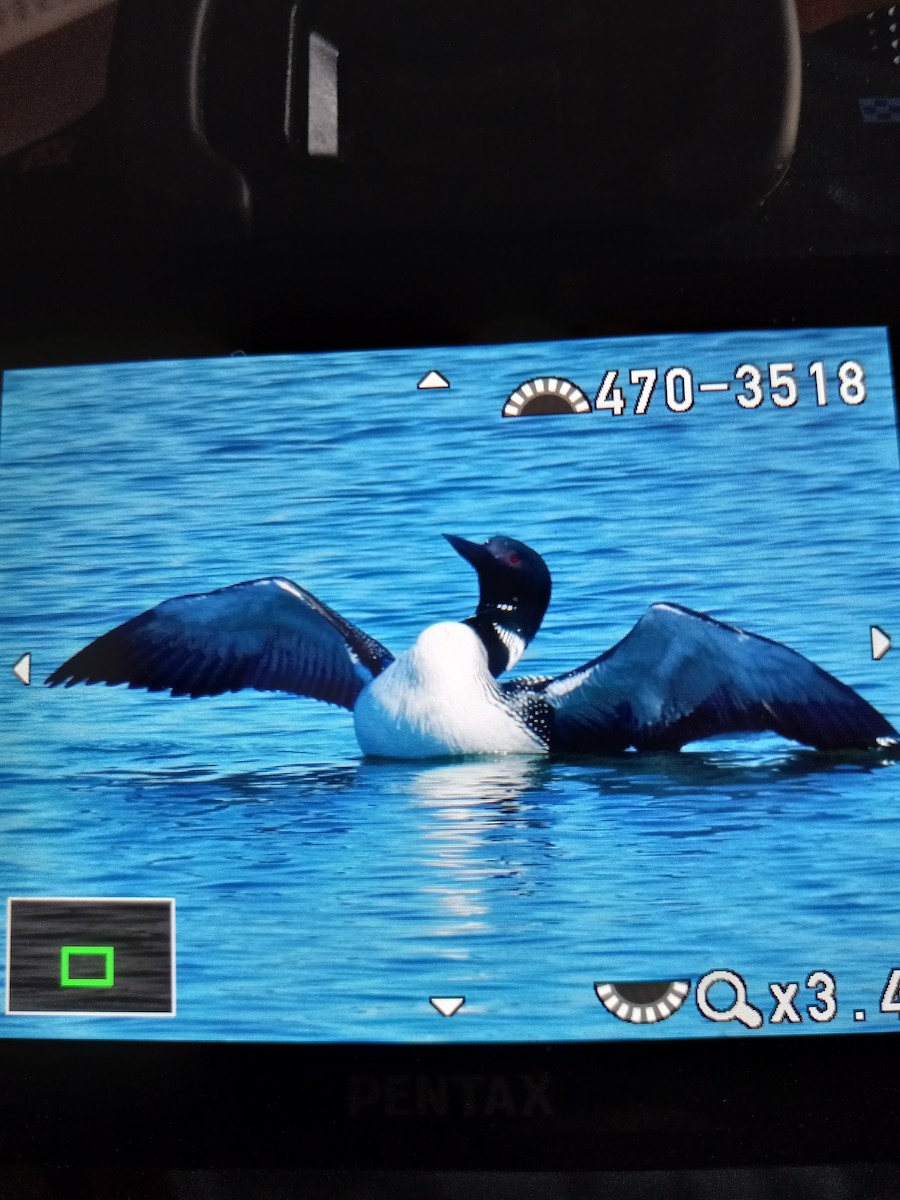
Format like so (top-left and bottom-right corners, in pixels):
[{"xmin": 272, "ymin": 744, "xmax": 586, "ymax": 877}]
[
  {"xmin": 408, "ymin": 757, "xmax": 549, "ymax": 806},
  {"xmin": 398, "ymin": 757, "xmax": 552, "ymax": 945}
]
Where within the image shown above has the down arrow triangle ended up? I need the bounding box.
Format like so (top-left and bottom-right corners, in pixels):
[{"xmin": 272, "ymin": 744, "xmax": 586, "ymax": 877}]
[{"xmin": 430, "ymin": 996, "xmax": 465, "ymax": 1017}]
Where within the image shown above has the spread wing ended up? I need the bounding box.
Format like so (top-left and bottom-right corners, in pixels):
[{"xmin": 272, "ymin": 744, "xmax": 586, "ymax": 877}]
[
  {"xmin": 534, "ymin": 604, "xmax": 898, "ymax": 753},
  {"xmin": 46, "ymin": 578, "xmax": 394, "ymax": 710}
]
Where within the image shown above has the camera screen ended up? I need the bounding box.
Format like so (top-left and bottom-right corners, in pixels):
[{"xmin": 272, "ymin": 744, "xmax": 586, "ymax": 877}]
[{"xmin": 2, "ymin": 326, "xmax": 898, "ymax": 1043}]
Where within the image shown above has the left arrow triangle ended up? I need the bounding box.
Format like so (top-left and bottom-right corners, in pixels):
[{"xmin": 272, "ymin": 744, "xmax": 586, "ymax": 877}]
[{"xmin": 13, "ymin": 653, "xmax": 31, "ymax": 686}]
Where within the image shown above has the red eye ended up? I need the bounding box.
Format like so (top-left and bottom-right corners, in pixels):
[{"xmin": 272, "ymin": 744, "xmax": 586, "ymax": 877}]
[{"xmin": 509, "ymin": 553, "xmax": 521, "ymax": 565}]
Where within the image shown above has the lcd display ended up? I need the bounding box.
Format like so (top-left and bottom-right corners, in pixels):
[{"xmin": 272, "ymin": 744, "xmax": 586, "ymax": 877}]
[{"xmin": 2, "ymin": 327, "xmax": 898, "ymax": 1044}]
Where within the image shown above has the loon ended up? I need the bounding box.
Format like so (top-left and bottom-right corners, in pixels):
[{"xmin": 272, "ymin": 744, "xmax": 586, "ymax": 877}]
[{"xmin": 46, "ymin": 534, "xmax": 898, "ymax": 758}]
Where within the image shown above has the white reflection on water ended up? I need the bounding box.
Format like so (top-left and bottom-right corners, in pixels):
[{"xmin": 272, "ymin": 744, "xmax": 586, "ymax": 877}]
[{"xmin": 405, "ymin": 757, "xmax": 547, "ymax": 947}]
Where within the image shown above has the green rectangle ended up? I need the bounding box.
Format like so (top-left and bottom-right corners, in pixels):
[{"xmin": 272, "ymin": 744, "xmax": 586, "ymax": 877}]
[{"xmin": 60, "ymin": 945, "xmax": 115, "ymax": 989}]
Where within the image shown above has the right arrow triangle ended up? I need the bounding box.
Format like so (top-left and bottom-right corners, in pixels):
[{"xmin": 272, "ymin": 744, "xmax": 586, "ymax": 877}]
[{"xmin": 871, "ymin": 626, "xmax": 892, "ymax": 662}]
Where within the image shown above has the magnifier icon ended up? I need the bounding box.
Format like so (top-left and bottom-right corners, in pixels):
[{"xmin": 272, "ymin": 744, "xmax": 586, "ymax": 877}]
[{"xmin": 695, "ymin": 970, "xmax": 763, "ymax": 1030}]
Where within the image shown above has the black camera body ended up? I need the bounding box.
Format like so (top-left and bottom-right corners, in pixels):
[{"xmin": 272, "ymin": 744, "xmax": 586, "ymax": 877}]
[{"xmin": 1, "ymin": 0, "xmax": 900, "ymax": 1180}]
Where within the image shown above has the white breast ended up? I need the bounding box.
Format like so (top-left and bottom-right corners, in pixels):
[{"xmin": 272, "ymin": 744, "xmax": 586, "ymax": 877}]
[{"xmin": 353, "ymin": 622, "xmax": 546, "ymax": 759}]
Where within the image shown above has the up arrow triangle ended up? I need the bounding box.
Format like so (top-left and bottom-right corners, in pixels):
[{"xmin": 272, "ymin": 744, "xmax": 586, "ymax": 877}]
[
  {"xmin": 417, "ymin": 370, "xmax": 450, "ymax": 390},
  {"xmin": 871, "ymin": 626, "xmax": 892, "ymax": 662},
  {"xmin": 430, "ymin": 995, "xmax": 465, "ymax": 1018},
  {"xmin": 12, "ymin": 653, "xmax": 31, "ymax": 686}
]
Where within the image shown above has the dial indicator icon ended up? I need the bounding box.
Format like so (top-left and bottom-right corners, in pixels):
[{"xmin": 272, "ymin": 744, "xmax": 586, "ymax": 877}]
[
  {"xmin": 503, "ymin": 377, "xmax": 591, "ymax": 417},
  {"xmin": 594, "ymin": 979, "xmax": 690, "ymax": 1024}
]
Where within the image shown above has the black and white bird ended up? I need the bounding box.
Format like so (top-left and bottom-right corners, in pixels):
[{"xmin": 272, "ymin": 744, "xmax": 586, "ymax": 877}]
[{"xmin": 47, "ymin": 534, "xmax": 898, "ymax": 758}]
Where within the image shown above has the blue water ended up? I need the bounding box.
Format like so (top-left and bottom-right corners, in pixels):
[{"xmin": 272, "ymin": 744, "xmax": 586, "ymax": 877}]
[{"xmin": 2, "ymin": 327, "xmax": 899, "ymax": 1045}]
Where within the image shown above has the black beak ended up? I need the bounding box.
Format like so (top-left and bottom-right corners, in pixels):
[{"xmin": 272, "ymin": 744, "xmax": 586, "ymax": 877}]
[{"xmin": 442, "ymin": 533, "xmax": 490, "ymax": 572}]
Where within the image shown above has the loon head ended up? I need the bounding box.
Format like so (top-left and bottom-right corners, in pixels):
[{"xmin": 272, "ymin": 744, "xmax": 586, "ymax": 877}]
[{"xmin": 443, "ymin": 533, "xmax": 551, "ymax": 677}]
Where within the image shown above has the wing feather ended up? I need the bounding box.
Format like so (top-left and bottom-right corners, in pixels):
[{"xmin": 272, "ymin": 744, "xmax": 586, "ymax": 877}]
[
  {"xmin": 541, "ymin": 604, "xmax": 897, "ymax": 752},
  {"xmin": 46, "ymin": 577, "xmax": 394, "ymax": 711}
]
